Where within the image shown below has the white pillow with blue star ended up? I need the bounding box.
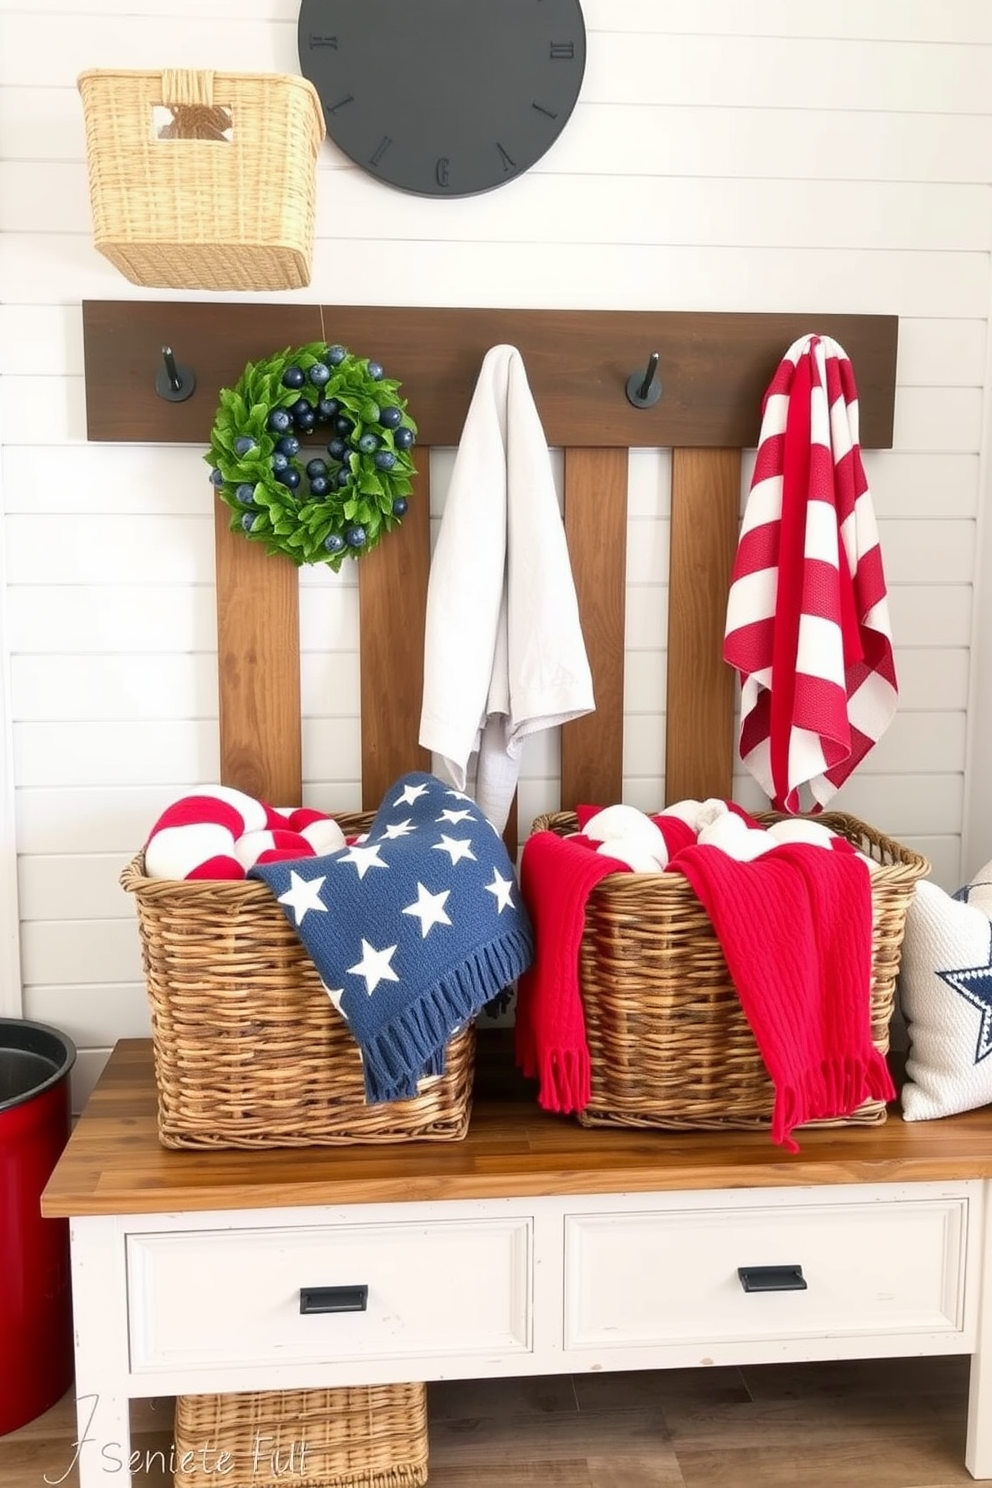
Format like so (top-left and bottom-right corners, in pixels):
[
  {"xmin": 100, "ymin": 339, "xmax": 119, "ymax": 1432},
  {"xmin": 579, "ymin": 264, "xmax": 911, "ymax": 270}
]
[
  {"xmin": 900, "ymin": 876, "xmax": 992, "ymax": 1120},
  {"xmin": 959, "ymin": 855, "xmax": 992, "ymax": 917}
]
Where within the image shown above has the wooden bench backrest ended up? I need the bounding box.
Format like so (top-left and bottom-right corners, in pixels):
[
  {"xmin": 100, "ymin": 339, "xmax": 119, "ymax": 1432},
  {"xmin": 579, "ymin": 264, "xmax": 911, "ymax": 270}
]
[{"xmin": 81, "ymin": 302, "xmax": 898, "ymax": 836}]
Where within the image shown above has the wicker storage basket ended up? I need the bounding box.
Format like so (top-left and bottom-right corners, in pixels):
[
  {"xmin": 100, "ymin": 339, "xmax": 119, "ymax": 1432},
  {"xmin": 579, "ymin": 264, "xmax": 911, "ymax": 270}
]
[
  {"xmin": 173, "ymin": 1384, "xmax": 428, "ymax": 1488},
  {"xmin": 77, "ymin": 68, "xmax": 324, "ymax": 291},
  {"xmin": 531, "ymin": 809, "xmax": 929, "ymax": 1132},
  {"xmin": 121, "ymin": 813, "xmax": 474, "ymax": 1148}
]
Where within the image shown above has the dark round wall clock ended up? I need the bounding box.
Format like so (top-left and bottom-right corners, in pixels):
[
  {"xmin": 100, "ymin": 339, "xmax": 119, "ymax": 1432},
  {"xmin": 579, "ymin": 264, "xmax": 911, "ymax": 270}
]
[{"xmin": 298, "ymin": 0, "xmax": 586, "ymax": 198}]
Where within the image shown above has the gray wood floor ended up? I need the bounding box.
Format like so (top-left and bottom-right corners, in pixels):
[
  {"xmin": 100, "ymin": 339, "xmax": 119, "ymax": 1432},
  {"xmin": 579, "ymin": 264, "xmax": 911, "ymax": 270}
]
[{"xmin": 2, "ymin": 1356, "xmax": 987, "ymax": 1488}]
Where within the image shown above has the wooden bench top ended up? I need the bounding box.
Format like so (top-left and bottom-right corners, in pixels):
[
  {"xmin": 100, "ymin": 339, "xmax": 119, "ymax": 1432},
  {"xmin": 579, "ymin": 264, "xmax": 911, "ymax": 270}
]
[{"xmin": 42, "ymin": 1038, "xmax": 992, "ymax": 1218}]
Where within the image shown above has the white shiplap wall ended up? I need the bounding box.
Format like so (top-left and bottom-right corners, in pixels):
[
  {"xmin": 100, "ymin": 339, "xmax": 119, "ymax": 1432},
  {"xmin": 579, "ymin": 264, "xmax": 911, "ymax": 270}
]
[{"xmin": 0, "ymin": 0, "xmax": 989, "ymax": 1109}]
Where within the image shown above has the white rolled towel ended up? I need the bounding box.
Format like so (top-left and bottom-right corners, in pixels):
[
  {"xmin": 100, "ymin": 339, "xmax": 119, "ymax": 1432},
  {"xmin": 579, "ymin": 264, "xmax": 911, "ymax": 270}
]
[
  {"xmin": 583, "ymin": 804, "xmax": 670, "ymax": 866},
  {"xmin": 595, "ymin": 839, "xmax": 664, "ymax": 874},
  {"xmin": 696, "ymin": 798, "xmax": 733, "ymax": 831},
  {"xmin": 766, "ymin": 819, "xmax": 837, "ymax": 849},
  {"xmin": 765, "ymin": 816, "xmax": 879, "ymax": 871},
  {"xmin": 697, "ymin": 811, "xmax": 773, "ymax": 861},
  {"xmin": 661, "ymin": 797, "xmax": 731, "ymax": 834},
  {"xmin": 660, "ymin": 798, "xmax": 704, "ymax": 828}
]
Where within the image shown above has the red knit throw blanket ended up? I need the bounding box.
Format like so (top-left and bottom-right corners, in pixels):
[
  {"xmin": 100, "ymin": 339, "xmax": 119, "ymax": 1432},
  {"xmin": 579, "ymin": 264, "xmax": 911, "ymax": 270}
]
[
  {"xmin": 671, "ymin": 840, "xmax": 894, "ymax": 1150},
  {"xmin": 514, "ymin": 831, "xmax": 630, "ymax": 1113},
  {"xmin": 515, "ymin": 830, "xmax": 892, "ymax": 1150},
  {"xmin": 723, "ymin": 334, "xmax": 898, "ymax": 813}
]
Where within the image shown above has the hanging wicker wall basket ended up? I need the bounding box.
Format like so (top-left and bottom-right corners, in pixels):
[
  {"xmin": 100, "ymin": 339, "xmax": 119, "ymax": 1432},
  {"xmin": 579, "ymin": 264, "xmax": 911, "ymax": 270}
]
[{"xmin": 77, "ymin": 68, "xmax": 325, "ymax": 292}]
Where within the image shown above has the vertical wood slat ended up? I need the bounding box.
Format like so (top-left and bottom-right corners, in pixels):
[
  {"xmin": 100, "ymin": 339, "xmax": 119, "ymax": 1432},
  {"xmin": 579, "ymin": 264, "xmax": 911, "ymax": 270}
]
[
  {"xmin": 561, "ymin": 448, "xmax": 630, "ymax": 811},
  {"xmin": 665, "ymin": 448, "xmax": 741, "ymax": 805},
  {"xmin": 215, "ymin": 506, "xmax": 302, "ymax": 805},
  {"xmin": 358, "ymin": 458, "xmax": 432, "ymax": 810}
]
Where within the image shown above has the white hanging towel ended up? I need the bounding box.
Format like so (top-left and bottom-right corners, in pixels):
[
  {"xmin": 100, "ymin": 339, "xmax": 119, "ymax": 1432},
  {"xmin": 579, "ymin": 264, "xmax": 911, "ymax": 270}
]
[{"xmin": 419, "ymin": 344, "xmax": 594, "ymax": 832}]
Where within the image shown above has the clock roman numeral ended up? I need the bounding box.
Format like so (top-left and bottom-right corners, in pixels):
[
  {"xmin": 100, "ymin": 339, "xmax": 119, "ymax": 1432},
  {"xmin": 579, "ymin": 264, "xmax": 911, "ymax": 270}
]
[
  {"xmin": 496, "ymin": 142, "xmax": 516, "ymax": 174},
  {"xmin": 532, "ymin": 100, "xmax": 558, "ymax": 120},
  {"xmin": 550, "ymin": 40, "xmax": 575, "ymax": 59},
  {"xmin": 325, "ymin": 93, "xmax": 354, "ymax": 114},
  {"xmin": 369, "ymin": 135, "xmax": 393, "ymax": 168},
  {"xmin": 308, "ymin": 34, "xmax": 338, "ymax": 49}
]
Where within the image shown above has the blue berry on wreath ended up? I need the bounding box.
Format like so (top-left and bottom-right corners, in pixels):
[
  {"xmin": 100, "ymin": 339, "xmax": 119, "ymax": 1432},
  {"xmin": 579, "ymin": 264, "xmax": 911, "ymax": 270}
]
[{"xmin": 205, "ymin": 341, "xmax": 417, "ymax": 571}]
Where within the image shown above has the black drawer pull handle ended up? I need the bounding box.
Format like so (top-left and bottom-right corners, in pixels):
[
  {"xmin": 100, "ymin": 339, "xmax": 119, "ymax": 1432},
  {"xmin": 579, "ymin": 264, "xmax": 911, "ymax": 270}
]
[
  {"xmin": 299, "ymin": 1285, "xmax": 369, "ymax": 1315},
  {"xmin": 738, "ymin": 1265, "xmax": 807, "ymax": 1293}
]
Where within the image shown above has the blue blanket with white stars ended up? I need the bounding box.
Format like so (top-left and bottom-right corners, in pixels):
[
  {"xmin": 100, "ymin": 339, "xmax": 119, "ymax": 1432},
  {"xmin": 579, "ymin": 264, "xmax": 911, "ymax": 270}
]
[{"xmin": 251, "ymin": 771, "xmax": 534, "ymax": 1104}]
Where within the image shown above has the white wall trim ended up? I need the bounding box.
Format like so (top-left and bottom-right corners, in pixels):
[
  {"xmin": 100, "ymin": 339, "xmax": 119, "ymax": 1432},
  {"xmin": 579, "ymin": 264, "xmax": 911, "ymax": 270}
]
[{"xmin": 0, "ymin": 389, "xmax": 24, "ymax": 1018}]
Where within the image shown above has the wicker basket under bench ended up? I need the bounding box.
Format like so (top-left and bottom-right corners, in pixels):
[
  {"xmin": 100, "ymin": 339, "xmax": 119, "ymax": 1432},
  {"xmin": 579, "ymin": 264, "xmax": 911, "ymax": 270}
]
[
  {"xmin": 173, "ymin": 1384, "xmax": 429, "ymax": 1488},
  {"xmin": 121, "ymin": 811, "xmax": 474, "ymax": 1149},
  {"xmin": 531, "ymin": 808, "xmax": 930, "ymax": 1134}
]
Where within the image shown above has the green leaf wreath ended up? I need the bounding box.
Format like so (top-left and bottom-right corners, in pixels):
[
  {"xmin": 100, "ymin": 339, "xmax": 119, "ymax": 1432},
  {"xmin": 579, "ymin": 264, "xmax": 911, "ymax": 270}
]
[{"xmin": 205, "ymin": 341, "xmax": 417, "ymax": 570}]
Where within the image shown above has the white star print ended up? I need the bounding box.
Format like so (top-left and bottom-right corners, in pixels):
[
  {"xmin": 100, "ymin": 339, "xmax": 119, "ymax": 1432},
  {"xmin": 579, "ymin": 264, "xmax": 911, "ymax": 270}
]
[
  {"xmin": 277, "ymin": 871, "xmax": 328, "ymax": 926},
  {"xmin": 438, "ymin": 808, "xmax": 473, "ymax": 826},
  {"xmin": 485, "ymin": 870, "xmax": 515, "ymax": 913},
  {"xmin": 324, "ymin": 984, "xmax": 347, "ymax": 1018},
  {"xmin": 322, "ymin": 986, "xmax": 362, "ymax": 1060},
  {"xmin": 382, "ymin": 818, "xmax": 415, "ymax": 839},
  {"xmin": 445, "ymin": 789, "xmax": 472, "ymax": 802},
  {"xmin": 394, "ymin": 781, "xmax": 430, "ymax": 807},
  {"xmin": 338, "ymin": 842, "xmax": 388, "ymax": 878},
  {"xmin": 433, "ymin": 834, "xmax": 477, "ymax": 866},
  {"xmin": 402, "ymin": 883, "xmax": 452, "ymax": 937},
  {"xmin": 348, "ymin": 939, "xmax": 399, "ymax": 995}
]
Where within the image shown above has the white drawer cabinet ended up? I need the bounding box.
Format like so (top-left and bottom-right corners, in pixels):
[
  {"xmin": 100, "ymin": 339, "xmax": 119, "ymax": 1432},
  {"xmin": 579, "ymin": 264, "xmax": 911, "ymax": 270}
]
[
  {"xmin": 564, "ymin": 1192, "xmax": 969, "ymax": 1351},
  {"xmin": 79, "ymin": 1181, "xmax": 982, "ymax": 1404},
  {"xmin": 47, "ymin": 1041, "xmax": 992, "ymax": 1488},
  {"xmin": 127, "ymin": 1216, "xmax": 533, "ymax": 1374}
]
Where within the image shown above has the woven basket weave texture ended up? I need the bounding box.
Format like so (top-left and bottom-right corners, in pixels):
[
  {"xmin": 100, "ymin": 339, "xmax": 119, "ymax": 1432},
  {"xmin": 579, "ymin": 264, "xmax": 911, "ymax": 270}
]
[
  {"xmin": 530, "ymin": 809, "xmax": 929, "ymax": 1133},
  {"xmin": 173, "ymin": 1383, "xmax": 429, "ymax": 1488},
  {"xmin": 77, "ymin": 68, "xmax": 324, "ymax": 291},
  {"xmin": 121, "ymin": 812, "xmax": 475, "ymax": 1149}
]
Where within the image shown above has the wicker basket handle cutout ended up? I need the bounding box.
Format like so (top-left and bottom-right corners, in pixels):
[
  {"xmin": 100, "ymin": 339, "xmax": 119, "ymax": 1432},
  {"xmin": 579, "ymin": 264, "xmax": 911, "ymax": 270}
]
[{"xmin": 157, "ymin": 70, "xmax": 231, "ymax": 143}]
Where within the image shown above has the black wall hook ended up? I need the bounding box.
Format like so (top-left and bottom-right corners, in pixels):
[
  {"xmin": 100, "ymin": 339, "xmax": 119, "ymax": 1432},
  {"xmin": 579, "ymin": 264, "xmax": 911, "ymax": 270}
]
[
  {"xmin": 155, "ymin": 345, "xmax": 196, "ymax": 402},
  {"xmin": 626, "ymin": 351, "xmax": 661, "ymax": 409}
]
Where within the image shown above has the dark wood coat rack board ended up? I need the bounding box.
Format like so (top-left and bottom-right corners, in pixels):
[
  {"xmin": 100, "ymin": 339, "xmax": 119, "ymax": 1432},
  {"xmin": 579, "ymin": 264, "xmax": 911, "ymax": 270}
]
[{"xmin": 82, "ymin": 303, "xmax": 897, "ymax": 838}]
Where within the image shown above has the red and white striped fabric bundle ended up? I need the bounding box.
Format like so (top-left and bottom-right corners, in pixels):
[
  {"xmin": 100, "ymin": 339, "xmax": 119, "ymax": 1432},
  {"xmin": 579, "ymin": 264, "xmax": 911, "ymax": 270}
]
[{"xmin": 724, "ymin": 334, "xmax": 897, "ymax": 813}]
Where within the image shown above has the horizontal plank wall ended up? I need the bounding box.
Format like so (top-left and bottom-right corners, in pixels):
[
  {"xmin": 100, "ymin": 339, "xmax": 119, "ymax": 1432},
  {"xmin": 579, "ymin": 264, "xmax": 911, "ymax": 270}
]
[{"xmin": 82, "ymin": 304, "xmax": 897, "ymax": 819}]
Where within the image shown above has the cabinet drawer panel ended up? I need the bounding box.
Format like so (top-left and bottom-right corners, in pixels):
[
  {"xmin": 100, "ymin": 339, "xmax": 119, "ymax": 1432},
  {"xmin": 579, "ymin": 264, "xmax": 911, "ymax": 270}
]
[
  {"xmin": 565, "ymin": 1199, "xmax": 967, "ymax": 1349},
  {"xmin": 128, "ymin": 1218, "xmax": 531, "ymax": 1373}
]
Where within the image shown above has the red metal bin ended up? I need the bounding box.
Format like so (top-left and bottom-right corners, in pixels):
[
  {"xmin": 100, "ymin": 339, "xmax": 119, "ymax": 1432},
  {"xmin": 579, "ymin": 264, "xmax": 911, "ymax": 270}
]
[{"xmin": 0, "ymin": 1018, "xmax": 76, "ymax": 1436}]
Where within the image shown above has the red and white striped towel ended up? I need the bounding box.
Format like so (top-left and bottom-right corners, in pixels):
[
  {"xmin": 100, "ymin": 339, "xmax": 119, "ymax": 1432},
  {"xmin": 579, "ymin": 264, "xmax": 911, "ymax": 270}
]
[{"xmin": 723, "ymin": 334, "xmax": 897, "ymax": 813}]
